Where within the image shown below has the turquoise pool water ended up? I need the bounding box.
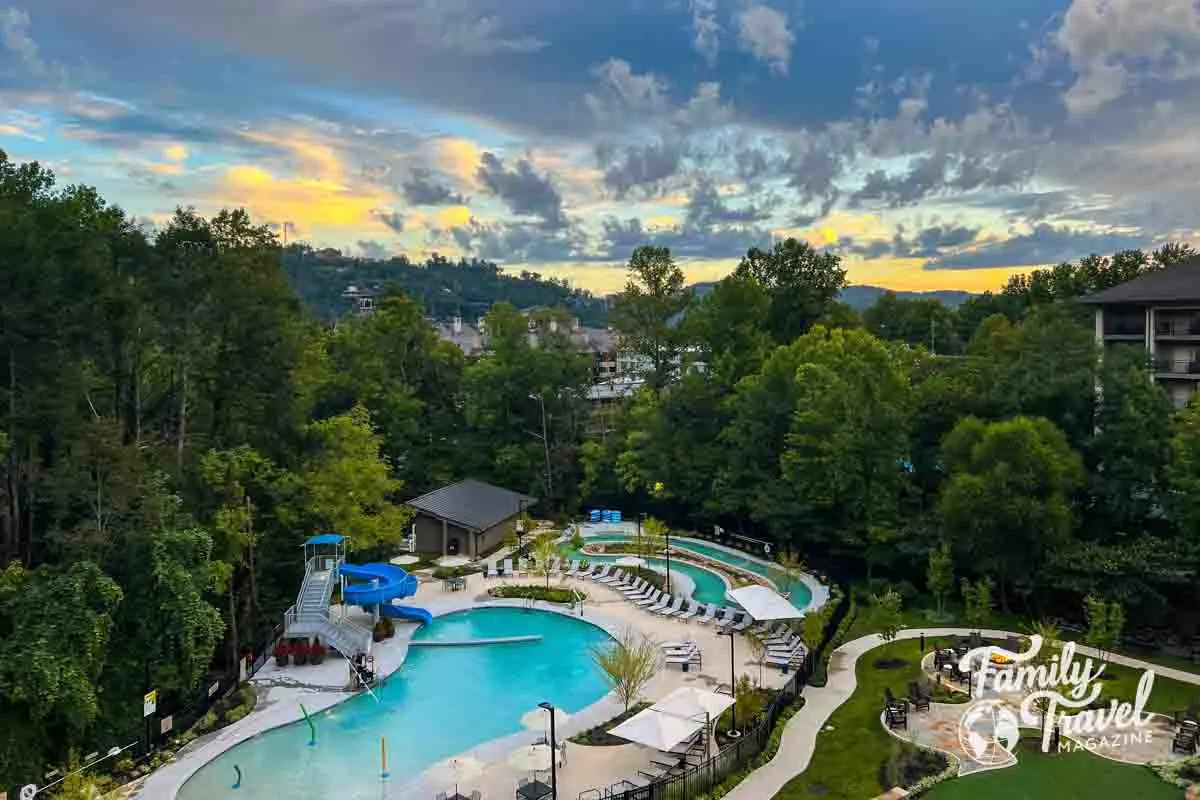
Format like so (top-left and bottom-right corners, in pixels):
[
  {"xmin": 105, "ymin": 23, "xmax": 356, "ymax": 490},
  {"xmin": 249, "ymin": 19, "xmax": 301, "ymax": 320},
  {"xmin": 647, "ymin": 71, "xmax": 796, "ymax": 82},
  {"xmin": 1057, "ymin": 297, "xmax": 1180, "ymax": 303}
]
[
  {"xmin": 177, "ymin": 608, "xmax": 611, "ymax": 800},
  {"xmin": 562, "ymin": 548, "xmax": 730, "ymax": 606},
  {"xmin": 582, "ymin": 534, "xmax": 813, "ymax": 608}
]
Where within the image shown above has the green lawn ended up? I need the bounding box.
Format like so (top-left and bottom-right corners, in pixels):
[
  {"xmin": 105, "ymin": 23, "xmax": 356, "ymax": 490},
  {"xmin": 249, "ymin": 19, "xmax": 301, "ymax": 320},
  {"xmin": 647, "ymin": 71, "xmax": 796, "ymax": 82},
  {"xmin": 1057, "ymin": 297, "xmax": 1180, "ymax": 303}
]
[
  {"xmin": 775, "ymin": 635, "xmax": 1199, "ymax": 800},
  {"xmin": 922, "ymin": 740, "xmax": 1178, "ymax": 800},
  {"xmin": 776, "ymin": 636, "xmax": 969, "ymax": 800}
]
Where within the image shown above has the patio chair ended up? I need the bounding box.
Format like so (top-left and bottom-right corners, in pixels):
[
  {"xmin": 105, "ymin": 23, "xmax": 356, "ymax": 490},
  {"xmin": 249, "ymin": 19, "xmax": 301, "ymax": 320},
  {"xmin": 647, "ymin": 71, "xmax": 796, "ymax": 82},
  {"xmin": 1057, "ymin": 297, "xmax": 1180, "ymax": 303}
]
[
  {"xmin": 647, "ymin": 594, "xmax": 673, "ymax": 614},
  {"xmin": 907, "ymin": 683, "xmax": 930, "ymax": 712},
  {"xmin": 635, "ymin": 589, "xmax": 663, "ymax": 607},
  {"xmin": 765, "ymin": 646, "xmax": 802, "ymax": 668},
  {"xmin": 563, "ymin": 559, "xmax": 581, "ymax": 576},
  {"xmin": 501, "ymin": 558, "xmax": 514, "ymax": 577},
  {"xmin": 590, "ymin": 564, "xmax": 612, "ymax": 581},
  {"xmin": 694, "ymin": 604, "xmax": 718, "ymax": 625},
  {"xmin": 885, "ymin": 704, "xmax": 907, "ymax": 730},
  {"xmin": 666, "ymin": 645, "xmax": 702, "ymax": 670},
  {"xmin": 486, "ymin": 561, "xmax": 499, "ymax": 579},
  {"xmin": 655, "ymin": 597, "xmax": 685, "ymax": 616},
  {"xmin": 1172, "ymin": 729, "xmax": 1197, "ymax": 755},
  {"xmin": 676, "ymin": 601, "xmax": 701, "ymax": 622}
]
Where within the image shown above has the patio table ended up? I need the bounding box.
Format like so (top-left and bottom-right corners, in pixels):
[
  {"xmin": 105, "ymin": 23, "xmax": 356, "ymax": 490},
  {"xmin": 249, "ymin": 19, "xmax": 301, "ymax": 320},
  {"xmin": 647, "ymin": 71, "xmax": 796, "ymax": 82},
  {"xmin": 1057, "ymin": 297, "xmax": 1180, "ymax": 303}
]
[{"xmin": 516, "ymin": 779, "xmax": 554, "ymax": 799}]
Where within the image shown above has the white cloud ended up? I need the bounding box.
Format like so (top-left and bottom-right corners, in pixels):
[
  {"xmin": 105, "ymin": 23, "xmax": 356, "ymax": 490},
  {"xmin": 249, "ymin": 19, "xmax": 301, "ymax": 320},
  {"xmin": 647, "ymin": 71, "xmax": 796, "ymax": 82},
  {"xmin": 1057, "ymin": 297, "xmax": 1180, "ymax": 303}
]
[
  {"xmin": 690, "ymin": 0, "xmax": 721, "ymax": 65},
  {"xmin": 736, "ymin": 5, "xmax": 794, "ymax": 75},
  {"xmin": 1055, "ymin": 0, "xmax": 1200, "ymax": 116},
  {"xmin": 592, "ymin": 59, "xmax": 668, "ymax": 112},
  {"xmin": 1, "ymin": 7, "xmax": 44, "ymax": 73}
]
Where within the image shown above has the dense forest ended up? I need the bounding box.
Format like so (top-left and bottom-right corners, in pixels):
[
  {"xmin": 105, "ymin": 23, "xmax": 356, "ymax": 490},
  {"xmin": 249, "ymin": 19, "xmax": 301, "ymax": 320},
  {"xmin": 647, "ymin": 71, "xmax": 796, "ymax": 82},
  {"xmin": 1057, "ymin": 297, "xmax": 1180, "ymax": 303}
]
[
  {"xmin": 282, "ymin": 246, "xmax": 611, "ymax": 325},
  {"xmin": 3, "ymin": 147, "xmax": 1200, "ymax": 792}
]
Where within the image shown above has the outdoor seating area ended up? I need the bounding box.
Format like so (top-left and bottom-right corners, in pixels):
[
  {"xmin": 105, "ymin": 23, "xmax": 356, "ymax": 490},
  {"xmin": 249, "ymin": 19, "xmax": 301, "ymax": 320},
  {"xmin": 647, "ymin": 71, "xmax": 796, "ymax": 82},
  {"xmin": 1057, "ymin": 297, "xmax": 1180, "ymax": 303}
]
[
  {"xmin": 605, "ymin": 687, "xmax": 732, "ymax": 791},
  {"xmin": 1172, "ymin": 707, "xmax": 1199, "ymax": 754},
  {"xmin": 882, "ymin": 688, "xmax": 909, "ymax": 730}
]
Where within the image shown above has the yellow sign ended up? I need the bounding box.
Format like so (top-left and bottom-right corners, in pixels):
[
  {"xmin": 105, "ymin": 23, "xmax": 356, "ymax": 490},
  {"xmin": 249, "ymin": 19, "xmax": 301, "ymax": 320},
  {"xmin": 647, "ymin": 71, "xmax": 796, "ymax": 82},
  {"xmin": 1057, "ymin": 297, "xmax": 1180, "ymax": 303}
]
[{"xmin": 143, "ymin": 690, "xmax": 157, "ymax": 717}]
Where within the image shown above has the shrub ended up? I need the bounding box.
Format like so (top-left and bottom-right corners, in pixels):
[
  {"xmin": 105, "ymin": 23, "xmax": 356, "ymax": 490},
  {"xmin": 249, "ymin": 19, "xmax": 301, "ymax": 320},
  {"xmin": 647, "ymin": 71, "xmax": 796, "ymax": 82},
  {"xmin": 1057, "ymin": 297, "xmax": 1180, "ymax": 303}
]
[
  {"xmin": 880, "ymin": 741, "xmax": 947, "ymax": 790},
  {"xmin": 569, "ymin": 703, "xmax": 652, "ymax": 745},
  {"xmin": 491, "ymin": 584, "xmax": 582, "ymax": 603},
  {"xmin": 431, "ymin": 564, "xmax": 479, "ymax": 580}
]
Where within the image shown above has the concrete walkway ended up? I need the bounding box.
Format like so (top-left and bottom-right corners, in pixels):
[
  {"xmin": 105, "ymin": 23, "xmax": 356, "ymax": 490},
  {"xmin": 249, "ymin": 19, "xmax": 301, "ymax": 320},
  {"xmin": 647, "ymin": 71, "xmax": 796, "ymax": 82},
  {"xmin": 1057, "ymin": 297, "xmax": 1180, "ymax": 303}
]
[{"xmin": 723, "ymin": 627, "xmax": 1200, "ymax": 800}]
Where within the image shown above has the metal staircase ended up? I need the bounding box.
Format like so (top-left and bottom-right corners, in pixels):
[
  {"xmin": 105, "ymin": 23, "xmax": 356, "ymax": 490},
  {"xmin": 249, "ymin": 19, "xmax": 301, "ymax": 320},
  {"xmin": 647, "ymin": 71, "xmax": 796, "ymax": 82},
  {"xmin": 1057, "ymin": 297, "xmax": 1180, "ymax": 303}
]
[{"xmin": 284, "ymin": 556, "xmax": 372, "ymax": 658}]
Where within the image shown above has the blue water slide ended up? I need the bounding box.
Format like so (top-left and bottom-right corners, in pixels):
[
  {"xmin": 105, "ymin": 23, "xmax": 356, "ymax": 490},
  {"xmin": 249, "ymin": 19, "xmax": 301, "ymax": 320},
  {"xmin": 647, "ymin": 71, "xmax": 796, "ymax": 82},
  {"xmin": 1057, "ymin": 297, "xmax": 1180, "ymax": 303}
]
[
  {"xmin": 340, "ymin": 562, "xmax": 417, "ymax": 605},
  {"xmin": 380, "ymin": 604, "xmax": 434, "ymax": 625}
]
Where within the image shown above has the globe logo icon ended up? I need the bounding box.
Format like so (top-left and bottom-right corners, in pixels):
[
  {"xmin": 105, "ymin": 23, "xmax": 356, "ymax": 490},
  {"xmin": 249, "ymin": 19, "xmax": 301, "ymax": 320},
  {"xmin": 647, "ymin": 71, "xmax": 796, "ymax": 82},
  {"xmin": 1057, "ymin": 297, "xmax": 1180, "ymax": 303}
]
[{"xmin": 957, "ymin": 700, "xmax": 1021, "ymax": 765}]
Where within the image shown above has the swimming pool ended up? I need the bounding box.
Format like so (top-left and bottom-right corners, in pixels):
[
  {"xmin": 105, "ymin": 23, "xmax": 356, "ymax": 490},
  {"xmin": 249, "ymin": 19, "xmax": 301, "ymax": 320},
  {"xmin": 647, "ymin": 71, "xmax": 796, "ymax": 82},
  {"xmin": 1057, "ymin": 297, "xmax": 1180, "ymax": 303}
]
[
  {"xmin": 582, "ymin": 532, "xmax": 814, "ymax": 608},
  {"xmin": 176, "ymin": 608, "xmax": 612, "ymax": 800}
]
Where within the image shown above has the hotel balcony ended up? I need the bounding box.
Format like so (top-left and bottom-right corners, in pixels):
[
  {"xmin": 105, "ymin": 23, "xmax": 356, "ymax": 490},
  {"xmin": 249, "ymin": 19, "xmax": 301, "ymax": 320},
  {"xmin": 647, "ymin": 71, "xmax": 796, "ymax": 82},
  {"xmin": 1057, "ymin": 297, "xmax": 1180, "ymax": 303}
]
[
  {"xmin": 1154, "ymin": 315, "xmax": 1200, "ymax": 341},
  {"xmin": 1102, "ymin": 318, "xmax": 1145, "ymax": 340},
  {"xmin": 1155, "ymin": 358, "xmax": 1200, "ymax": 379}
]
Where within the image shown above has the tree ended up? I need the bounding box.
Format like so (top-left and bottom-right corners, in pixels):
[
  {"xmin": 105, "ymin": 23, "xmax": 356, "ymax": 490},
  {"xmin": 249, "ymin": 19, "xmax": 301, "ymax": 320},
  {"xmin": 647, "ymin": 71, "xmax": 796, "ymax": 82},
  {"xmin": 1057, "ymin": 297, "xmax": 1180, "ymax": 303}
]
[
  {"xmin": 781, "ymin": 327, "xmax": 912, "ymax": 561},
  {"xmin": 682, "ymin": 273, "xmax": 773, "ymax": 386},
  {"xmin": 938, "ymin": 416, "xmax": 1084, "ymax": 610},
  {"xmin": 864, "ymin": 292, "xmax": 960, "ymax": 354},
  {"xmin": 961, "ymin": 578, "xmax": 994, "ymax": 631},
  {"xmin": 1167, "ymin": 401, "xmax": 1200, "ymax": 554},
  {"xmin": 801, "ymin": 603, "xmax": 831, "ymax": 652},
  {"xmin": 611, "ymin": 246, "xmax": 690, "ymax": 391},
  {"xmin": 733, "ymin": 238, "xmax": 847, "ymax": 345},
  {"xmin": 745, "ymin": 631, "xmax": 768, "ymax": 687},
  {"xmin": 591, "ymin": 628, "xmax": 659, "ymax": 711},
  {"xmin": 532, "ymin": 535, "xmax": 558, "ymax": 588},
  {"xmin": 871, "ymin": 590, "xmax": 903, "ymax": 655},
  {"xmin": 926, "ymin": 543, "xmax": 954, "ymax": 621},
  {"xmin": 1083, "ymin": 594, "xmax": 1125, "ymax": 658},
  {"xmin": 296, "ymin": 405, "xmax": 410, "ymax": 552},
  {"xmin": 1088, "ymin": 347, "xmax": 1174, "ymax": 539}
]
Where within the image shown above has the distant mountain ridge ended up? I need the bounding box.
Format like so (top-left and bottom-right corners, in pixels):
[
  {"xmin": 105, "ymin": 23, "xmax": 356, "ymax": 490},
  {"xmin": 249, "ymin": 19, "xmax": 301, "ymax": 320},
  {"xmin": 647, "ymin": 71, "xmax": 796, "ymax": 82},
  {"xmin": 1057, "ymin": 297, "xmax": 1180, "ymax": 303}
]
[{"xmin": 689, "ymin": 282, "xmax": 973, "ymax": 310}]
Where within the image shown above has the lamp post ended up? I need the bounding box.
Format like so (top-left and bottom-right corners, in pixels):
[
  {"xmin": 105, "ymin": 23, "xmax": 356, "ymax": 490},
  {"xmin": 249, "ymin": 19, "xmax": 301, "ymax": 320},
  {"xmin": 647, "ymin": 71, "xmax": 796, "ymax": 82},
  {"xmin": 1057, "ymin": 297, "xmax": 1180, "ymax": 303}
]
[
  {"xmin": 720, "ymin": 630, "xmax": 737, "ymax": 734},
  {"xmin": 637, "ymin": 513, "xmax": 644, "ymax": 557},
  {"xmin": 516, "ymin": 498, "xmax": 528, "ymax": 558},
  {"xmin": 539, "ymin": 701, "xmax": 558, "ymax": 798},
  {"xmin": 528, "ymin": 393, "xmax": 553, "ymax": 497},
  {"xmin": 663, "ymin": 525, "xmax": 671, "ymax": 594}
]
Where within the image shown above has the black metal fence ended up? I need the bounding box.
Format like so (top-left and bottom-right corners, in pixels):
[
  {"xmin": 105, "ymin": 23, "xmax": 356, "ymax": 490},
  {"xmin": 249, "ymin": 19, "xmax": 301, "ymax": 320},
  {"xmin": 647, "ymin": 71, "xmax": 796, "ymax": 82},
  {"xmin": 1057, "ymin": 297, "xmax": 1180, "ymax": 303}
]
[{"xmin": 586, "ymin": 585, "xmax": 850, "ymax": 800}]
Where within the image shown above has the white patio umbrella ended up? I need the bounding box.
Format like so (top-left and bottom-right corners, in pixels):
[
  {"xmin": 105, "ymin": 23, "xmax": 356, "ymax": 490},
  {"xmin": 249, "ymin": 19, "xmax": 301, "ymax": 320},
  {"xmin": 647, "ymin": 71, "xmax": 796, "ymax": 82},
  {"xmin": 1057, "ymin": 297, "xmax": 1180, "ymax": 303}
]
[
  {"xmin": 727, "ymin": 585, "xmax": 805, "ymax": 621},
  {"xmin": 507, "ymin": 743, "xmax": 553, "ymax": 773},
  {"xmin": 390, "ymin": 555, "xmax": 420, "ymax": 566},
  {"xmin": 614, "ymin": 555, "xmax": 646, "ymax": 568},
  {"xmin": 609, "ymin": 708, "xmax": 704, "ymax": 751},
  {"xmin": 427, "ymin": 756, "xmax": 485, "ymax": 795},
  {"xmin": 651, "ymin": 688, "xmax": 734, "ymax": 758},
  {"xmin": 520, "ymin": 705, "xmax": 570, "ymax": 732},
  {"xmin": 653, "ymin": 686, "xmax": 735, "ymax": 719},
  {"xmin": 435, "ymin": 555, "xmax": 471, "ymax": 568}
]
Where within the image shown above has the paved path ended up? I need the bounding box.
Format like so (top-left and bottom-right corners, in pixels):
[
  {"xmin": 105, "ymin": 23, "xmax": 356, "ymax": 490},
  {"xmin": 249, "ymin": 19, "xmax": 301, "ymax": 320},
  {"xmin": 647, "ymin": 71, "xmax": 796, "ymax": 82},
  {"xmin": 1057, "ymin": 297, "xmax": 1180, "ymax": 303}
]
[{"xmin": 724, "ymin": 627, "xmax": 1200, "ymax": 800}]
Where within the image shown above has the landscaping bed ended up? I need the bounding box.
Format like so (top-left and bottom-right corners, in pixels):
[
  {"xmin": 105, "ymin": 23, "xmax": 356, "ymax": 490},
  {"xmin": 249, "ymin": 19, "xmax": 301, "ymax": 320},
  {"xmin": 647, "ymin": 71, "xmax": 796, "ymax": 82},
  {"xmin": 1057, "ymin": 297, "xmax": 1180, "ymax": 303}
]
[
  {"xmin": 489, "ymin": 584, "xmax": 584, "ymax": 604},
  {"xmin": 569, "ymin": 702, "xmax": 652, "ymax": 745}
]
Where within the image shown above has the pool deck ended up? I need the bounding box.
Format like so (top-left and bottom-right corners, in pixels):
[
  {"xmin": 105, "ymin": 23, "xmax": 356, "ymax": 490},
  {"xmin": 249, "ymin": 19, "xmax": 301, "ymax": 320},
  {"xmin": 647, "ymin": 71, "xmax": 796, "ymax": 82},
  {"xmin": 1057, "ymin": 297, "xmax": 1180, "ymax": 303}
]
[{"xmin": 138, "ymin": 568, "xmax": 800, "ymax": 800}]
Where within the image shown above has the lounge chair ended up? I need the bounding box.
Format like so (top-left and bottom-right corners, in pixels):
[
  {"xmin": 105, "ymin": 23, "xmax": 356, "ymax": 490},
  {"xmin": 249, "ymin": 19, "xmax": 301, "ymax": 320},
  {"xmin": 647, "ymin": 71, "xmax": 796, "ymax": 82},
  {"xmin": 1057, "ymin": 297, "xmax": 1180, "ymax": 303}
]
[
  {"xmin": 590, "ymin": 564, "xmax": 612, "ymax": 581},
  {"xmin": 694, "ymin": 604, "xmax": 718, "ymax": 625},
  {"xmin": 485, "ymin": 561, "xmax": 499, "ymax": 579},
  {"xmin": 764, "ymin": 627, "xmax": 796, "ymax": 646},
  {"xmin": 714, "ymin": 609, "xmax": 739, "ymax": 630},
  {"xmin": 618, "ymin": 775, "xmax": 650, "ymax": 789},
  {"xmin": 620, "ymin": 578, "xmax": 647, "ymax": 596},
  {"xmin": 547, "ymin": 557, "xmax": 561, "ymax": 575},
  {"xmin": 501, "ymin": 558, "xmax": 514, "ymax": 577},
  {"xmin": 515, "ymin": 559, "xmax": 528, "ymax": 577},
  {"xmin": 655, "ymin": 597, "xmax": 685, "ymax": 616},
  {"xmin": 635, "ymin": 589, "xmax": 664, "ymax": 607},
  {"xmin": 730, "ymin": 615, "xmax": 753, "ymax": 632},
  {"xmin": 599, "ymin": 568, "xmax": 626, "ymax": 585},
  {"xmin": 629, "ymin": 582, "xmax": 657, "ymax": 602},
  {"xmin": 766, "ymin": 645, "xmax": 806, "ymax": 670},
  {"xmin": 646, "ymin": 594, "xmax": 673, "ymax": 614},
  {"xmin": 675, "ymin": 601, "xmax": 701, "ymax": 622},
  {"xmin": 563, "ymin": 559, "xmax": 581, "ymax": 576},
  {"xmin": 666, "ymin": 644, "xmax": 701, "ymax": 669}
]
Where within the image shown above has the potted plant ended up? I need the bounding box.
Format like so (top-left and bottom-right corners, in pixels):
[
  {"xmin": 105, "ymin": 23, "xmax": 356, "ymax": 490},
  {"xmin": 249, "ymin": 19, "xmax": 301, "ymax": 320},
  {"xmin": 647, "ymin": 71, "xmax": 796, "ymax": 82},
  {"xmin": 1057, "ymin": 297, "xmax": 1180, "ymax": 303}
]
[
  {"xmin": 372, "ymin": 620, "xmax": 387, "ymax": 643},
  {"xmin": 381, "ymin": 617, "xmax": 396, "ymax": 639},
  {"xmin": 273, "ymin": 641, "xmax": 291, "ymax": 666},
  {"xmin": 292, "ymin": 639, "xmax": 310, "ymax": 666},
  {"xmin": 310, "ymin": 638, "xmax": 327, "ymax": 665}
]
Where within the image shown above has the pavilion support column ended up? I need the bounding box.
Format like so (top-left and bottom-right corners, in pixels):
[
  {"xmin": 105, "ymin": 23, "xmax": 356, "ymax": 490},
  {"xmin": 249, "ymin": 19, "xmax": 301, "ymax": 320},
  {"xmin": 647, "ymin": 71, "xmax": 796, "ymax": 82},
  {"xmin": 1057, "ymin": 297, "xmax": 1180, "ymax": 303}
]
[{"xmin": 441, "ymin": 519, "xmax": 448, "ymax": 556}]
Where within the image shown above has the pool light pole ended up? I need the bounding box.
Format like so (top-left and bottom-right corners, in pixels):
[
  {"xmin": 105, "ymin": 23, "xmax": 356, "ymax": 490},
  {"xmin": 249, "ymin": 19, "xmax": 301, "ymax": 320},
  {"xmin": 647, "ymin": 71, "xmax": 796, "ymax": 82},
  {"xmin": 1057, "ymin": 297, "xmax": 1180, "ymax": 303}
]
[
  {"xmin": 539, "ymin": 701, "xmax": 558, "ymax": 798},
  {"xmin": 720, "ymin": 630, "xmax": 737, "ymax": 734}
]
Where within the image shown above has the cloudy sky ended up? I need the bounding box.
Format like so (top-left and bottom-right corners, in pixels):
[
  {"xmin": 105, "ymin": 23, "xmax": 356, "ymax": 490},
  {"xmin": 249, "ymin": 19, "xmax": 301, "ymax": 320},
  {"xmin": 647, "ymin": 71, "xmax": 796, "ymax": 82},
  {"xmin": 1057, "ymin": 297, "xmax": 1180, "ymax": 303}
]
[{"xmin": 2, "ymin": 1, "xmax": 1197, "ymax": 293}]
